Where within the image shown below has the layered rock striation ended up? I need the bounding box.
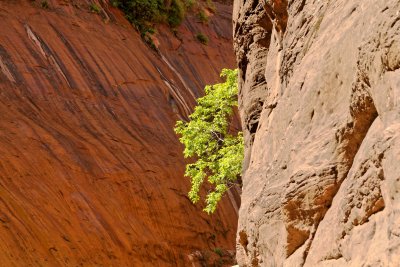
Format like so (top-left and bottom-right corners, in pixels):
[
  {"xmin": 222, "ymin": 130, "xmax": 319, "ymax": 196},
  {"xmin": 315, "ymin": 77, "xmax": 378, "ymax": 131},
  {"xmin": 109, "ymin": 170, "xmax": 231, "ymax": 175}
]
[
  {"xmin": 233, "ymin": 0, "xmax": 400, "ymax": 266},
  {"xmin": 0, "ymin": 0, "xmax": 237, "ymax": 265}
]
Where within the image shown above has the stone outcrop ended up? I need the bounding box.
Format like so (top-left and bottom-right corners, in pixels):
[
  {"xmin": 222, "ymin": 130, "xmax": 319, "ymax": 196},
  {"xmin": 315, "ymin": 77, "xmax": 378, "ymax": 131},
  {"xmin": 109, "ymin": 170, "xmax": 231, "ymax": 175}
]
[
  {"xmin": 0, "ymin": 0, "xmax": 238, "ymax": 265},
  {"xmin": 233, "ymin": 0, "xmax": 400, "ymax": 266}
]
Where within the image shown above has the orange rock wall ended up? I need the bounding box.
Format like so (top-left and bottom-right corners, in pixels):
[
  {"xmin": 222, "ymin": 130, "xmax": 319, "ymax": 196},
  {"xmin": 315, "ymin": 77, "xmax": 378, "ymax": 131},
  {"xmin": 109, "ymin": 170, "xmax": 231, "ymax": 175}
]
[{"xmin": 0, "ymin": 0, "xmax": 237, "ymax": 265}]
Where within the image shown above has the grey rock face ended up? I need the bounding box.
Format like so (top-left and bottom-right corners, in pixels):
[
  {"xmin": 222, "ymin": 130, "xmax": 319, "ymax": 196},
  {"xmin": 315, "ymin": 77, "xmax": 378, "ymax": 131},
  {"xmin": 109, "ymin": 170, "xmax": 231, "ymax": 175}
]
[{"xmin": 233, "ymin": 0, "xmax": 400, "ymax": 266}]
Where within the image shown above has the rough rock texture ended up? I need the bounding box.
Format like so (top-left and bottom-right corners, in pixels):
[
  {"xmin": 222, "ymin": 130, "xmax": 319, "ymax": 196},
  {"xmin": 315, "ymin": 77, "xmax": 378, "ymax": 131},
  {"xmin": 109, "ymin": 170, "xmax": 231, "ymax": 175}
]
[
  {"xmin": 0, "ymin": 0, "xmax": 238, "ymax": 266},
  {"xmin": 233, "ymin": 0, "xmax": 400, "ymax": 266},
  {"xmin": 157, "ymin": 2, "xmax": 235, "ymax": 98}
]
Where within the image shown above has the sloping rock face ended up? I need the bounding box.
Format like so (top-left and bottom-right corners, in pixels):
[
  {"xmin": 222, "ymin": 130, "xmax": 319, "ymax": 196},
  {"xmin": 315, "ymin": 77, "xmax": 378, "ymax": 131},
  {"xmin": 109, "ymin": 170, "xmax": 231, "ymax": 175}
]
[
  {"xmin": 0, "ymin": 0, "xmax": 237, "ymax": 266},
  {"xmin": 233, "ymin": 0, "xmax": 400, "ymax": 266},
  {"xmin": 157, "ymin": 2, "xmax": 235, "ymax": 98}
]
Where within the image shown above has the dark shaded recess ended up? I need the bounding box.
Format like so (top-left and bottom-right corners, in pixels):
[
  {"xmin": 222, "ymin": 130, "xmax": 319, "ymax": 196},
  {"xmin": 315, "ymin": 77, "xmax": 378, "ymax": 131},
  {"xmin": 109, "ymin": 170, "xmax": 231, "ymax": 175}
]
[{"xmin": 0, "ymin": 44, "xmax": 25, "ymax": 85}]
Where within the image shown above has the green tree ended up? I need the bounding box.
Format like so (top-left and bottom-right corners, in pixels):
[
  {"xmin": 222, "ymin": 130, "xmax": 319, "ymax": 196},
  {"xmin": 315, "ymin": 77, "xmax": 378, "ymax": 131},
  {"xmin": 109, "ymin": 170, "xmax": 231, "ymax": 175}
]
[{"xmin": 175, "ymin": 69, "xmax": 243, "ymax": 214}]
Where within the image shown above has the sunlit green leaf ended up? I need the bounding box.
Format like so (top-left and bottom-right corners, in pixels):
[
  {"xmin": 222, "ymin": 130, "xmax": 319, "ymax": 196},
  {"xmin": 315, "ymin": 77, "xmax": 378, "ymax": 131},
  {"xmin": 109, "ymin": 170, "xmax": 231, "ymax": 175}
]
[{"xmin": 174, "ymin": 69, "xmax": 244, "ymax": 213}]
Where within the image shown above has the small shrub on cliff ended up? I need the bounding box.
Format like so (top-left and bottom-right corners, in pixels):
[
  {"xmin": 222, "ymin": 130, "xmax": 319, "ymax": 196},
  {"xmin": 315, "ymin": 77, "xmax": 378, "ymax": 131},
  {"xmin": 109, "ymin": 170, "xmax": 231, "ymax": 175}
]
[
  {"xmin": 198, "ymin": 10, "xmax": 209, "ymax": 23},
  {"xmin": 113, "ymin": 0, "xmax": 188, "ymax": 33},
  {"xmin": 213, "ymin": 247, "xmax": 223, "ymax": 257},
  {"xmin": 116, "ymin": 0, "xmax": 161, "ymax": 31},
  {"xmin": 167, "ymin": 0, "xmax": 186, "ymax": 27},
  {"xmin": 90, "ymin": 3, "xmax": 101, "ymax": 13},
  {"xmin": 184, "ymin": 0, "xmax": 196, "ymax": 9},
  {"xmin": 196, "ymin": 32, "xmax": 208, "ymax": 45},
  {"xmin": 205, "ymin": 0, "xmax": 216, "ymax": 13},
  {"xmin": 41, "ymin": 0, "xmax": 49, "ymax": 9},
  {"xmin": 175, "ymin": 69, "xmax": 243, "ymax": 213}
]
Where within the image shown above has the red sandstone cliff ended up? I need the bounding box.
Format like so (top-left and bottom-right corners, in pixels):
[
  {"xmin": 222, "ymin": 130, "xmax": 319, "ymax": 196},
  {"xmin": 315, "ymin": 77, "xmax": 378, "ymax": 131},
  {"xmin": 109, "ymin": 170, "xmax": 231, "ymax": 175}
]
[{"xmin": 0, "ymin": 0, "xmax": 238, "ymax": 265}]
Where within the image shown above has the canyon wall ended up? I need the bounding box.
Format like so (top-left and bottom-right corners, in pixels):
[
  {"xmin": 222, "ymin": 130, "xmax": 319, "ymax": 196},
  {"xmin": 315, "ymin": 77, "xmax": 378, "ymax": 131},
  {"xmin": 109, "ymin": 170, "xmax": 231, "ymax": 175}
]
[
  {"xmin": 0, "ymin": 0, "xmax": 238, "ymax": 265},
  {"xmin": 233, "ymin": 0, "xmax": 400, "ymax": 266}
]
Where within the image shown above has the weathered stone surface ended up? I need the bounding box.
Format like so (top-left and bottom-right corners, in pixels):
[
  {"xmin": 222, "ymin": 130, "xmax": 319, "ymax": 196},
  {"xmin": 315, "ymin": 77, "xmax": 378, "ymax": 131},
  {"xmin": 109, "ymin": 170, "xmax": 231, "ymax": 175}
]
[
  {"xmin": 0, "ymin": 0, "xmax": 238, "ymax": 265},
  {"xmin": 233, "ymin": 0, "xmax": 400, "ymax": 265}
]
